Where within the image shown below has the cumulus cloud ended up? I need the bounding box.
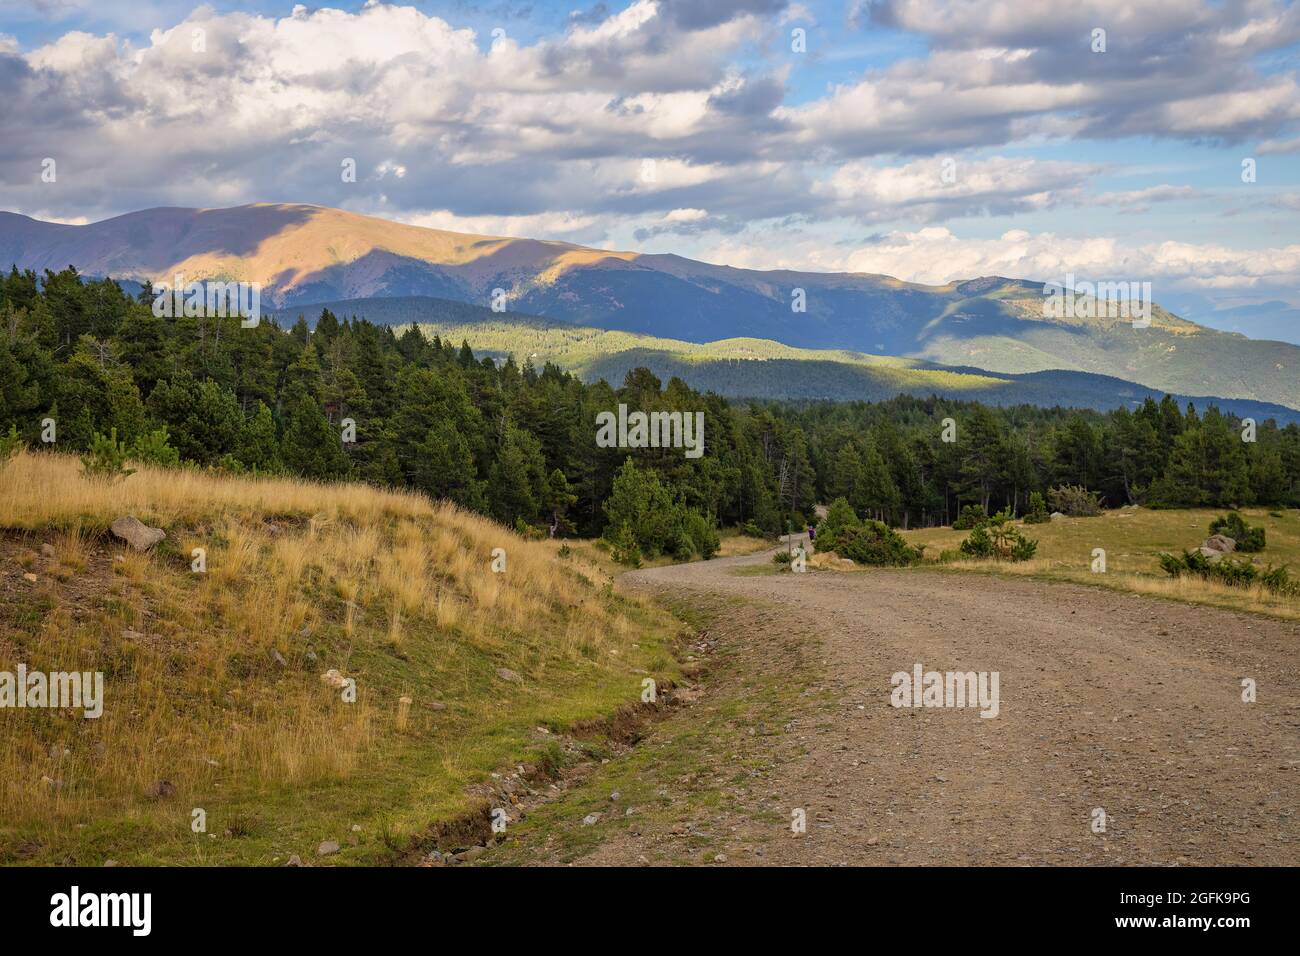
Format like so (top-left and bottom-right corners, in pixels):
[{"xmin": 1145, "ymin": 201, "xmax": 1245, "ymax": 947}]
[
  {"xmin": 795, "ymin": 0, "xmax": 1300, "ymax": 155},
  {"xmin": 699, "ymin": 225, "xmax": 1300, "ymax": 300},
  {"xmin": 0, "ymin": 0, "xmax": 1297, "ymax": 316},
  {"xmin": 812, "ymin": 155, "xmax": 1097, "ymax": 222}
]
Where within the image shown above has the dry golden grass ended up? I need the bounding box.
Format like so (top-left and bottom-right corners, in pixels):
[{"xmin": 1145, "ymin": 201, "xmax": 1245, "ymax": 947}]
[
  {"xmin": 896, "ymin": 506, "xmax": 1300, "ymax": 620},
  {"xmin": 0, "ymin": 451, "xmax": 681, "ymax": 864}
]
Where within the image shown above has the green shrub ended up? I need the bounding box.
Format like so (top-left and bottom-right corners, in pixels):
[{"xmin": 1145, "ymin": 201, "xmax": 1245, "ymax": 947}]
[
  {"xmin": 684, "ymin": 510, "xmax": 720, "ymax": 560},
  {"xmin": 1159, "ymin": 549, "xmax": 1295, "ymax": 595},
  {"xmin": 772, "ymin": 550, "xmax": 793, "ymax": 565},
  {"xmin": 814, "ymin": 498, "xmax": 921, "ymax": 566},
  {"xmin": 958, "ymin": 523, "xmax": 995, "ymax": 558},
  {"xmin": 606, "ymin": 522, "xmax": 642, "ymax": 568},
  {"xmin": 0, "ymin": 424, "xmax": 24, "ymax": 462},
  {"xmin": 671, "ymin": 529, "xmax": 696, "ymax": 562},
  {"xmin": 815, "ymin": 497, "xmax": 860, "ymax": 551},
  {"xmin": 1023, "ymin": 491, "xmax": 1049, "ymax": 524},
  {"xmin": 833, "ymin": 520, "xmax": 922, "ymax": 567},
  {"xmin": 601, "ymin": 459, "xmax": 718, "ymax": 562},
  {"xmin": 80, "ymin": 428, "xmax": 136, "ymax": 482},
  {"xmin": 957, "ymin": 510, "xmax": 1037, "ymax": 562},
  {"xmin": 952, "ymin": 504, "xmax": 988, "ymax": 530},
  {"xmin": 514, "ymin": 516, "xmax": 546, "ymax": 540},
  {"xmin": 1208, "ymin": 512, "xmax": 1265, "ymax": 552},
  {"xmin": 128, "ymin": 427, "xmax": 181, "ymax": 468},
  {"xmin": 1047, "ymin": 484, "xmax": 1102, "ymax": 516}
]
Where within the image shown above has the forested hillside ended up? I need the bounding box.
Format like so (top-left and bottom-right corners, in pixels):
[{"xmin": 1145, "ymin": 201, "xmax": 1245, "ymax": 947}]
[{"xmin": 3, "ymin": 267, "xmax": 1298, "ymax": 540}]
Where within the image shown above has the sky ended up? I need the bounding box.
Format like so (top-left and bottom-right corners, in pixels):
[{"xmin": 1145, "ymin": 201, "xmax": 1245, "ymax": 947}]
[{"xmin": 2, "ymin": 0, "xmax": 1299, "ymax": 341}]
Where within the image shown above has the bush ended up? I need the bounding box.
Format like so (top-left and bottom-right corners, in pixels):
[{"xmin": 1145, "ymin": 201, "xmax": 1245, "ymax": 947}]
[
  {"xmin": 833, "ymin": 520, "xmax": 922, "ymax": 567},
  {"xmin": 514, "ymin": 516, "xmax": 546, "ymax": 540},
  {"xmin": 0, "ymin": 424, "xmax": 24, "ymax": 462},
  {"xmin": 606, "ymin": 522, "xmax": 642, "ymax": 568},
  {"xmin": 815, "ymin": 498, "xmax": 921, "ymax": 566},
  {"xmin": 129, "ymin": 427, "xmax": 181, "ymax": 468},
  {"xmin": 601, "ymin": 459, "xmax": 718, "ymax": 563},
  {"xmin": 772, "ymin": 550, "xmax": 793, "ymax": 565},
  {"xmin": 683, "ymin": 509, "xmax": 720, "ymax": 560},
  {"xmin": 957, "ymin": 510, "xmax": 1037, "ymax": 562},
  {"xmin": 80, "ymin": 428, "xmax": 136, "ymax": 481},
  {"xmin": 1047, "ymin": 484, "xmax": 1102, "ymax": 517},
  {"xmin": 816, "ymin": 497, "xmax": 860, "ymax": 551},
  {"xmin": 1159, "ymin": 549, "xmax": 1295, "ymax": 595},
  {"xmin": 952, "ymin": 504, "xmax": 988, "ymax": 530},
  {"xmin": 1208, "ymin": 512, "xmax": 1265, "ymax": 552},
  {"xmin": 1023, "ymin": 491, "xmax": 1049, "ymax": 524}
]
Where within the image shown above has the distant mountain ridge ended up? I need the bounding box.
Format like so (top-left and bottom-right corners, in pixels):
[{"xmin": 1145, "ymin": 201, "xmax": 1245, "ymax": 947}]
[
  {"xmin": 3, "ymin": 202, "xmax": 1297, "ymax": 411},
  {"xmin": 262, "ymin": 295, "xmax": 1300, "ymax": 425}
]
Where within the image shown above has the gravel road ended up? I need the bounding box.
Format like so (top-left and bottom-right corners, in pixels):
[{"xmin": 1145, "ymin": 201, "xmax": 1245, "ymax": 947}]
[{"xmin": 604, "ymin": 544, "xmax": 1300, "ymax": 865}]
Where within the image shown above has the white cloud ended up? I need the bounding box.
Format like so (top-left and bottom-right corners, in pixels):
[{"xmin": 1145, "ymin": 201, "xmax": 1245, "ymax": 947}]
[{"xmin": 698, "ymin": 226, "xmax": 1300, "ymax": 299}]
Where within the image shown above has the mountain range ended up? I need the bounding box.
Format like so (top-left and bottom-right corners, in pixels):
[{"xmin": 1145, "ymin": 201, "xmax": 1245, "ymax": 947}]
[{"xmin": 2, "ymin": 202, "xmax": 1297, "ymax": 414}]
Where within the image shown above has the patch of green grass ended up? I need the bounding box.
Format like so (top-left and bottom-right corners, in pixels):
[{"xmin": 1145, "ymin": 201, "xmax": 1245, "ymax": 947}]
[{"xmin": 487, "ymin": 595, "xmax": 834, "ymax": 866}]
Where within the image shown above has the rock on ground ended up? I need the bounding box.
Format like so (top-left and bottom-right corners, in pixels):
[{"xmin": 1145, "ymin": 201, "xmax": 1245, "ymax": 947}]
[{"xmin": 110, "ymin": 515, "xmax": 165, "ymax": 551}]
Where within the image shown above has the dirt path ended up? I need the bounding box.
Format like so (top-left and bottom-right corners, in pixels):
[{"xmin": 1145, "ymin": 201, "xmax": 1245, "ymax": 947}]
[{"xmin": 497, "ymin": 545, "xmax": 1300, "ymax": 866}]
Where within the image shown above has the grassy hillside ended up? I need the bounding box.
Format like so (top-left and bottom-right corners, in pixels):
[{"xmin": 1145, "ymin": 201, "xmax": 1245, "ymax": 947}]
[
  {"xmin": 262, "ymin": 296, "xmax": 1300, "ymax": 421},
  {"xmin": 0, "ymin": 452, "xmax": 683, "ymax": 865},
  {"xmin": 388, "ymin": 313, "xmax": 1300, "ymax": 423},
  {"xmin": 898, "ymin": 507, "xmax": 1300, "ymax": 621}
]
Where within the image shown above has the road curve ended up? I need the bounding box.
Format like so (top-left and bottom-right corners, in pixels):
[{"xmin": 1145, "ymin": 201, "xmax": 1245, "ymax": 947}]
[{"xmin": 618, "ymin": 544, "xmax": 1299, "ymax": 865}]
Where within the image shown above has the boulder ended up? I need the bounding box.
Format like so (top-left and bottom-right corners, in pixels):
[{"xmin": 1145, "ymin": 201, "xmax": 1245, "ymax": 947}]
[
  {"xmin": 1049, "ymin": 511, "xmax": 1066, "ymax": 521},
  {"xmin": 1204, "ymin": 534, "xmax": 1236, "ymax": 554},
  {"xmin": 319, "ymin": 668, "xmax": 348, "ymax": 689},
  {"xmin": 1195, "ymin": 547, "xmax": 1224, "ymax": 563},
  {"xmin": 110, "ymin": 515, "xmax": 165, "ymax": 552}
]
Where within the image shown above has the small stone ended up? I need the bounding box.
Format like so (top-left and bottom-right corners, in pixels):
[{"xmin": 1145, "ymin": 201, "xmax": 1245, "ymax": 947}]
[
  {"xmin": 110, "ymin": 515, "xmax": 165, "ymax": 552},
  {"xmin": 270, "ymin": 650, "xmax": 288, "ymax": 668},
  {"xmin": 609, "ymin": 791, "xmax": 621, "ymax": 802},
  {"xmin": 317, "ymin": 840, "xmax": 340, "ymax": 856},
  {"xmin": 496, "ymin": 667, "xmax": 522, "ymax": 683},
  {"xmin": 103, "ymin": 860, "xmax": 119, "ymax": 867},
  {"xmin": 40, "ymin": 543, "xmax": 57, "ymax": 558},
  {"xmin": 714, "ymin": 853, "xmax": 727, "ymax": 863},
  {"xmin": 429, "ymin": 701, "xmax": 447, "ymax": 711},
  {"xmin": 582, "ymin": 813, "xmax": 602, "ymax": 826},
  {"xmin": 320, "ymin": 669, "xmax": 348, "ymax": 689},
  {"xmin": 22, "ymin": 573, "xmax": 37, "ymax": 583},
  {"xmin": 285, "ymin": 855, "xmax": 303, "ymax": 867}
]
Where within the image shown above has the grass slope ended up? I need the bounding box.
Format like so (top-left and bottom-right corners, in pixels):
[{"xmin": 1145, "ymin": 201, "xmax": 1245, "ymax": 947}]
[
  {"xmin": 899, "ymin": 507, "xmax": 1300, "ymax": 621},
  {"xmin": 0, "ymin": 452, "xmax": 683, "ymax": 865},
  {"xmin": 266, "ymin": 297, "xmax": 1300, "ymax": 420}
]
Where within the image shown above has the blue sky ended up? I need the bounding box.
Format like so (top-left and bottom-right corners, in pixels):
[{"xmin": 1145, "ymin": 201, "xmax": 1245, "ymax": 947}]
[{"xmin": 2, "ymin": 1, "xmax": 1299, "ymax": 339}]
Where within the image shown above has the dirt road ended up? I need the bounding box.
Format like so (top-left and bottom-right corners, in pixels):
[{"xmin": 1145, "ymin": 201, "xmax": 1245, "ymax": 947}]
[{"xmin": 500, "ymin": 545, "xmax": 1299, "ymax": 866}]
